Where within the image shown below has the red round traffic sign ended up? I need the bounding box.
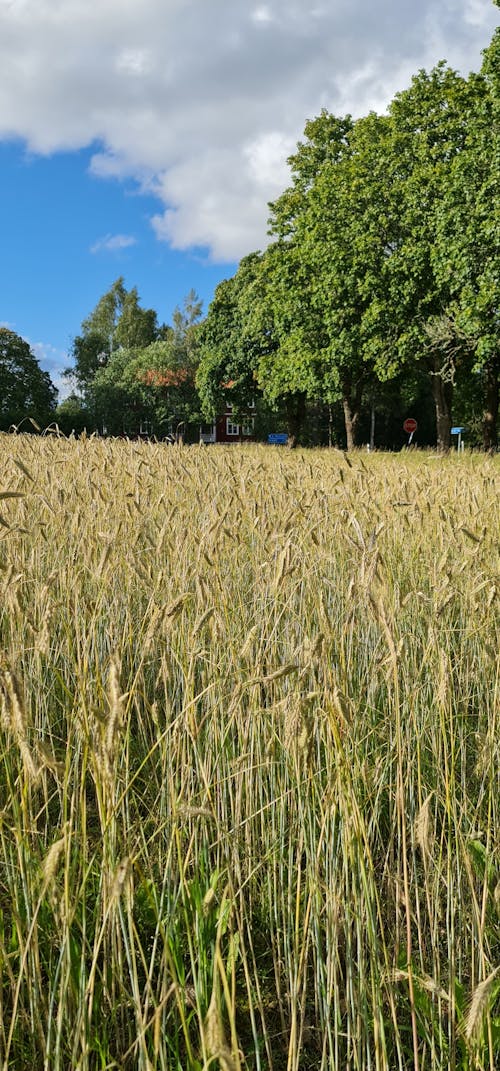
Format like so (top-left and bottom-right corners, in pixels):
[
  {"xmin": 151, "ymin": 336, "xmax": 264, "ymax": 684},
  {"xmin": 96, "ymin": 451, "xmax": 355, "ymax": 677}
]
[{"xmin": 403, "ymin": 417, "xmax": 418, "ymax": 434}]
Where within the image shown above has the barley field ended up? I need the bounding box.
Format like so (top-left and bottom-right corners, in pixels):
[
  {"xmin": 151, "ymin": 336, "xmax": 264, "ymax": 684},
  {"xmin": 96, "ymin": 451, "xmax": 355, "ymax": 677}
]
[{"xmin": 0, "ymin": 434, "xmax": 498, "ymax": 1071}]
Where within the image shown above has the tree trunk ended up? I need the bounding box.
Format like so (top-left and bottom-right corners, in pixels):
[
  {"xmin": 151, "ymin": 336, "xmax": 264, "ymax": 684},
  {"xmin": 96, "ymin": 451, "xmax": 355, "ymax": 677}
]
[
  {"xmin": 286, "ymin": 392, "xmax": 306, "ymax": 448},
  {"xmin": 343, "ymin": 398, "xmax": 356, "ymax": 451},
  {"xmin": 370, "ymin": 404, "xmax": 375, "ymax": 451},
  {"xmin": 342, "ymin": 377, "xmax": 363, "ymax": 451},
  {"xmin": 431, "ymin": 372, "xmax": 453, "ymax": 453},
  {"xmin": 482, "ymin": 357, "xmax": 499, "ymax": 453}
]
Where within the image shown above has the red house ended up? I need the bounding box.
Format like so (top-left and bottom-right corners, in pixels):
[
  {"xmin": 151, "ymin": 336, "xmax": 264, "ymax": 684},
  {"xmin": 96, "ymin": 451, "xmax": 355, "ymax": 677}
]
[{"xmin": 199, "ymin": 384, "xmax": 256, "ymax": 443}]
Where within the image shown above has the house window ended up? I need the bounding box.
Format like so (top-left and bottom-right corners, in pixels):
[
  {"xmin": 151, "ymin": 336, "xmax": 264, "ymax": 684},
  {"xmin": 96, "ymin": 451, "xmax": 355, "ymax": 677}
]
[
  {"xmin": 241, "ymin": 417, "xmax": 255, "ymax": 436},
  {"xmin": 226, "ymin": 418, "xmax": 239, "ymax": 436}
]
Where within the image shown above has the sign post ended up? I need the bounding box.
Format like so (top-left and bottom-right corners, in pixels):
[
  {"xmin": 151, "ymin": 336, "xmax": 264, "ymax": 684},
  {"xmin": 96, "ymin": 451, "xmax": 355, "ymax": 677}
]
[
  {"xmin": 403, "ymin": 417, "xmax": 418, "ymax": 445},
  {"xmin": 451, "ymin": 426, "xmax": 466, "ymax": 452}
]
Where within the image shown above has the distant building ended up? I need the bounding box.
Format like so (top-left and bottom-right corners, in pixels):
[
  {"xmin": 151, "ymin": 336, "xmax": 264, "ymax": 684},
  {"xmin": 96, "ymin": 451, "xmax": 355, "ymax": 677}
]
[{"xmin": 199, "ymin": 384, "xmax": 256, "ymax": 443}]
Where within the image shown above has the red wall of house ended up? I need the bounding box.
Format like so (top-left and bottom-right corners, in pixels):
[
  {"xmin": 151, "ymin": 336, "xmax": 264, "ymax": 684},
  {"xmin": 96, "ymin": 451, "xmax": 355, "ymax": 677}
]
[{"xmin": 215, "ymin": 409, "xmax": 255, "ymax": 443}]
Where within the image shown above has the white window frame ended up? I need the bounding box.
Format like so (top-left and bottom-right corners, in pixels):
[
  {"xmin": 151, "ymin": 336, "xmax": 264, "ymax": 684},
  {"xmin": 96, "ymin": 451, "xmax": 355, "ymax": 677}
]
[
  {"xmin": 241, "ymin": 417, "xmax": 255, "ymax": 436},
  {"xmin": 226, "ymin": 418, "xmax": 240, "ymax": 436}
]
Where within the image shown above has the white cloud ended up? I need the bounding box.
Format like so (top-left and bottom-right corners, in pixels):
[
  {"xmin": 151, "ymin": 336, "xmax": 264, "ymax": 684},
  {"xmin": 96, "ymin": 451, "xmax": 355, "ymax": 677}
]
[
  {"xmin": 90, "ymin": 233, "xmax": 138, "ymax": 253},
  {"xmin": 31, "ymin": 340, "xmax": 70, "ymax": 399},
  {"xmin": 243, "ymin": 131, "xmax": 297, "ymax": 190},
  {"xmin": 463, "ymin": 0, "xmax": 497, "ymax": 27},
  {"xmin": 251, "ymin": 6, "xmax": 275, "ymax": 24},
  {"xmin": 0, "ymin": 0, "xmax": 497, "ymax": 260},
  {"xmin": 48, "ymin": 373, "xmax": 72, "ymax": 402},
  {"xmin": 115, "ymin": 48, "xmax": 151, "ymax": 76}
]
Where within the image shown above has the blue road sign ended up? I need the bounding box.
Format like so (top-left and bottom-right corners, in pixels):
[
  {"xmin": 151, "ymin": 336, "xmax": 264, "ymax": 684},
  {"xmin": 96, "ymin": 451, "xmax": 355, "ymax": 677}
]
[{"xmin": 268, "ymin": 433, "xmax": 288, "ymax": 445}]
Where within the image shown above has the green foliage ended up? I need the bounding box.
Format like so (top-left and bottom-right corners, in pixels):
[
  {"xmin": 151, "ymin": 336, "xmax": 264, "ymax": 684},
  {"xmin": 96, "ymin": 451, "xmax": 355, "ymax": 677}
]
[
  {"xmin": 114, "ymin": 287, "xmax": 158, "ymax": 351},
  {"xmin": 92, "ymin": 345, "xmax": 144, "ymax": 435},
  {"xmin": 91, "ymin": 292, "xmax": 204, "ymax": 437},
  {"xmin": 0, "ymin": 328, "xmax": 57, "ymax": 431},
  {"xmin": 197, "ymin": 255, "xmax": 265, "ymax": 419},
  {"xmin": 54, "ymin": 393, "xmax": 90, "ymax": 436},
  {"xmin": 431, "ymin": 33, "xmax": 500, "ymax": 448},
  {"xmin": 199, "ymin": 23, "xmax": 499, "ymax": 450},
  {"xmin": 68, "ymin": 277, "xmax": 158, "ymax": 396},
  {"xmin": 261, "ymin": 109, "xmax": 397, "ymax": 444},
  {"xmin": 68, "ymin": 330, "xmax": 109, "ymax": 399}
]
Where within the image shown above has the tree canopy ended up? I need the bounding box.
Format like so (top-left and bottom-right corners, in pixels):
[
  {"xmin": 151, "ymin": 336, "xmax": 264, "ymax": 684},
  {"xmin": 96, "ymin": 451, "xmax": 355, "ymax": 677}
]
[
  {"xmin": 0, "ymin": 329, "xmax": 57, "ymax": 432},
  {"xmin": 68, "ymin": 277, "xmax": 159, "ymax": 395},
  {"xmin": 90, "ymin": 290, "xmax": 204, "ymax": 439},
  {"xmin": 196, "ymin": 22, "xmax": 499, "ymax": 450}
]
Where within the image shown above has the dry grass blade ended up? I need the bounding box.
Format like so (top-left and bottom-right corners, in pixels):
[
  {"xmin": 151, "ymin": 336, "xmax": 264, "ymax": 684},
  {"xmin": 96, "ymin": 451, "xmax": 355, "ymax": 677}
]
[{"xmin": 465, "ymin": 968, "xmax": 500, "ymax": 1041}]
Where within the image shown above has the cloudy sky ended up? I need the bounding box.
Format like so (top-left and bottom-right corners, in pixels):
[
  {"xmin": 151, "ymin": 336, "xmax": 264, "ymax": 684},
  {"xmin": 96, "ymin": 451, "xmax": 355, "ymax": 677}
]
[{"xmin": 0, "ymin": 0, "xmax": 497, "ymax": 395}]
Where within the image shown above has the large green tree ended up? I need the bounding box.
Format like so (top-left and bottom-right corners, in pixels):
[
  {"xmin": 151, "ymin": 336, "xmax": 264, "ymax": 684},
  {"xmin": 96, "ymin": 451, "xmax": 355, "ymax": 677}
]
[
  {"xmin": 197, "ymin": 255, "xmax": 266, "ymax": 422},
  {"xmin": 432, "ymin": 30, "xmax": 500, "ymax": 449},
  {"xmin": 262, "ymin": 111, "xmax": 398, "ymax": 448},
  {"xmin": 271, "ymin": 65, "xmax": 485, "ymax": 451},
  {"xmin": 0, "ymin": 329, "xmax": 57, "ymax": 431},
  {"xmin": 198, "ymin": 117, "xmax": 370, "ymax": 447},
  {"xmin": 92, "ymin": 292, "xmax": 204, "ymax": 438},
  {"xmin": 228, "ymin": 110, "xmax": 406, "ymax": 448},
  {"xmin": 371, "ymin": 63, "xmax": 481, "ymax": 450},
  {"xmin": 136, "ymin": 290, "xmax": 203, "ymax": 439},
  {"xmin": 194, "ymin": 27, "xmax": 500, "ymax": 451},
  {"xmin": 68, "ymin": 278, "xmax": 158, "ymax": 397}
]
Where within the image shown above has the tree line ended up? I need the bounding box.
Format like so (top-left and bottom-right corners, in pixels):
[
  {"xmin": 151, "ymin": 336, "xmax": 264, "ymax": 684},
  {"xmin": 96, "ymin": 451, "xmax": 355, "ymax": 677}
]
[
  {"xmin": 59, "ymin": 279, "xmax": 205, "ymax": 439},
  {"xmin": 1, "ymin": 21, "xmax": 498, "ymax": 450},
  {"xmin": 196, "ymin": 23, "xmax": 499, "ymax": 451},
  {"xmin": 0, "ymin": 282, "xmax": 205, "ymax": 440}
]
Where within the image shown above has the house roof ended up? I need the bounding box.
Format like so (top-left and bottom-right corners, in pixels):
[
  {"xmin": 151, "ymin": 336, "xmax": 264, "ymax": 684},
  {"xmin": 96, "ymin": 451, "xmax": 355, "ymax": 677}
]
[{"xmin": 141, "ymin": 368, "xmax": 191, "ymax": 387}]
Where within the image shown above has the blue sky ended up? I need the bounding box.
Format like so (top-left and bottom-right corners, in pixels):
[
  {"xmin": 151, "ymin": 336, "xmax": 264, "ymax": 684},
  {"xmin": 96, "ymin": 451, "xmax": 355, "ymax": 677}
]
[
  {"xmin": 0, "ymin": 140, "xmax": 236, "ymax": 395},
  {"xmin": 0, "ymin": 1, "xmax": 497, "ymax": 401}
]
